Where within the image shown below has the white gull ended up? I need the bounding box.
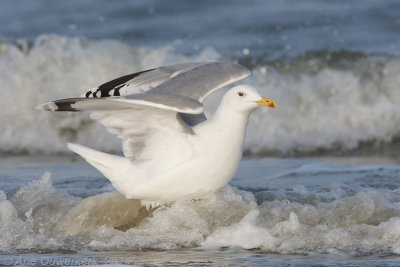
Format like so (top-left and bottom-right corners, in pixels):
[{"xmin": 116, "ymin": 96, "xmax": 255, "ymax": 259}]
[{"xmin": 39, "ymin": 61, "xmax": 276, "ymax": 205}]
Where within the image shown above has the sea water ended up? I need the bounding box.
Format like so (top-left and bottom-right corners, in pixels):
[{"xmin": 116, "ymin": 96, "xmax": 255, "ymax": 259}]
[
  {"xmin": 2, "ymin": 157, "xmax": 400, "ymax": 266},
  {"xmin": 1, "ymin": 0, "xmax": 400, "ymax": 266}
]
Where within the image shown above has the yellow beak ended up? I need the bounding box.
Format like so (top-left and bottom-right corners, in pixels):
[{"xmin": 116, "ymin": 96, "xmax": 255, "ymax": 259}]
[{"xmin": 255, "ymin": 97, "xmax": 277, "ymax": 108}]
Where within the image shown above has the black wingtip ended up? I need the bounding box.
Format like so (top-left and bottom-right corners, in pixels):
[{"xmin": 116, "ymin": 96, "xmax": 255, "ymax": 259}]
[
  {"xmin": 53, "ymin": 101, "xmax": 79, "ymax": 112},
  {"xmin": 38, "ymin": 99, "xmax": 80, "ymax": 112},
  {"xmin": 83, "ymin": 68, "xmax": 155, "ymax": 98}
]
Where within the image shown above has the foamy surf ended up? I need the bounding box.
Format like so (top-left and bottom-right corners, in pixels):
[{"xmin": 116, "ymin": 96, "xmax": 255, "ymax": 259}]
[
  {"xmin": 2, "ymin": 160, "xmax": 400, "ymax": 256},
  {"xmin": 1, "ymin": 35, "xmax": 400, "ymax": 155}
]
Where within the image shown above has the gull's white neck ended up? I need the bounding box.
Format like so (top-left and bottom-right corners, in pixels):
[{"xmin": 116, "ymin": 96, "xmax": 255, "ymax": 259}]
[{"xmin": 193, "ymin": 102, "xmax": 253, "ymax": 164}]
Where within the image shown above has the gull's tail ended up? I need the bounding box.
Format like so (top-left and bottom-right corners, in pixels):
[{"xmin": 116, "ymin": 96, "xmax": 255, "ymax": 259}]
[{"xmin": 67, "ymin": 143, "xmax": 131, "ymax": 194}]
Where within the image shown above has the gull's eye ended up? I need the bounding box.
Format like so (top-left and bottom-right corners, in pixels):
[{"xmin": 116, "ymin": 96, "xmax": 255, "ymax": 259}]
[{"xmin": 238, "ymin": 92, "xmax": 244, "ymax": 97}]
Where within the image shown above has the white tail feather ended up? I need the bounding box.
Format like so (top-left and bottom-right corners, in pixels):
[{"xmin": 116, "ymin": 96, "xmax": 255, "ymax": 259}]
[{"xmin": 67, "ymin": 143, "xmax": 131, "ymax": 194}]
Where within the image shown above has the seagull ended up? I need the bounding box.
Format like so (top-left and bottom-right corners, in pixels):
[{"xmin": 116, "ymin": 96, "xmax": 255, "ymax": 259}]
[{"xmin": 39, "ymin": 61, "xmax": 276, "ymax": 205}]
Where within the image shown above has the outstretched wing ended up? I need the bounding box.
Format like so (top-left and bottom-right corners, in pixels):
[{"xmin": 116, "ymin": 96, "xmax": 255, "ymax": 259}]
[
  {"xmin": 90, "ymin": 107, "xmax": 195, "ymax": 165},
  {"xmin": 81, "ymin": 61, "xmax": 250, "ymax": 125},
  {"xmin": 40, "ymin": 92, "xmax": 203, "ymax": 114},
  {"xmin": 83, "ymin": 62, "xmax": 212, "ymax": 98},
  {"xmin": 147, "ymin": 61, "xmax": 250, "ymax": 103},
  {"xmin": 83, "ymin": 61, "xmax": 250, "ymax": 101},
  {"xmin": 40, "ymin": 93, "xmax": 202, "ymax": 163}
]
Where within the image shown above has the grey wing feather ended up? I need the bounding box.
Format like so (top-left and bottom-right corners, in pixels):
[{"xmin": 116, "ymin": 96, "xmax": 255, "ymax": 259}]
[
  {"xmin": 83, "ymin": 62, "xmax": 210, "ymax": 98},
  {"xmin": 42, "ymin": 61, "xmax": 250, "ymax": 130},
  {"xmin": 77, "ymin": 61, "xmax": 250, "ymax": 126},
  {"xmin": 40, "ymin": 93, "xmax": 203, "ymax": 114},
  {"xmin": 178, "ymin": 113, "xmax": 207, "ymax": 126},
  {"xmin": 150, "ymin": 61, "xmax": 250, "ymax": 126},
  {"xmin": 82, "ymin": 61, "xmax": 250, "ymax": 103},
  {"xmin": 148, "ymin": 61, "xmax": 251, "ymax": 103}
]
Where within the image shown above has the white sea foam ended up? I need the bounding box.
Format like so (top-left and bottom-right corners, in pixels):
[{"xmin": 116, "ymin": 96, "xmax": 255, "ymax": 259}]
[
  {"xmin": 202, "ymin": 209, "xmax": 277, "ymax": 250},
  {"xmin": 247, "ymin": 58, "xmax": 400, "ymax": 154},
  {"xmin": 2, "ymin": 171, "xmax": 400, "ymax": 254},
  {"xmin": 1, "ymin": 35, "xmax": 400, "ymax": 154}
]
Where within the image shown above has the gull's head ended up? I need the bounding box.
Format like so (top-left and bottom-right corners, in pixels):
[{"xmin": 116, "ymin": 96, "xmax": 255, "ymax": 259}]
[{"xmin": 221, "ymin": 85, "xmax": 276, "ymax": 115}]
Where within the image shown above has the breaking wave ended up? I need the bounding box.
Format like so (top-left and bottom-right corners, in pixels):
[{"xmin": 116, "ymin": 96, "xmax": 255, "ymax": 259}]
[
  {"xmin": 3, "ymin": 171, "xmax": 400, "ymax": 255},
  {"xmin": 1, "ymin": 35, "xmax": 400, "ymax": 155}
]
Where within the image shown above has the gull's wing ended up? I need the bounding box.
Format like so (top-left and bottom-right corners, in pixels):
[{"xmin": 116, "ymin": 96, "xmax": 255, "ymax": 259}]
[
  {"xmin": 90, "ymin": 107, "xmax": 195, "ymax": 164},
  {"xmin": 147, "ymin": 61, "xmax": 250, "ymax": 103},
  {"xmin": 80, "ymin": 61, "xmax": 250, "ymax": 126},
  {"xmin": 40, "ymin": 93, "xmax": 201, "ymax": 162},
  {"xmin": 40, "ymin": 93, "xmax": 203, "ymax": 114},
  {"xmin": 83, "ymin": 62, "xmax": 207, "ymax": 98},
  {"xmin": 82, "ymin": 61, "xmax": 251, "ymax": 103}
]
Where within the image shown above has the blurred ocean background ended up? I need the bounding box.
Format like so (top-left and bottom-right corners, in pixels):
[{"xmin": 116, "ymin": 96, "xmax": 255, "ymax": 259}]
[{"xmin": 1, "ymin": 1, "xmax": 400, "ymax": 266}]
